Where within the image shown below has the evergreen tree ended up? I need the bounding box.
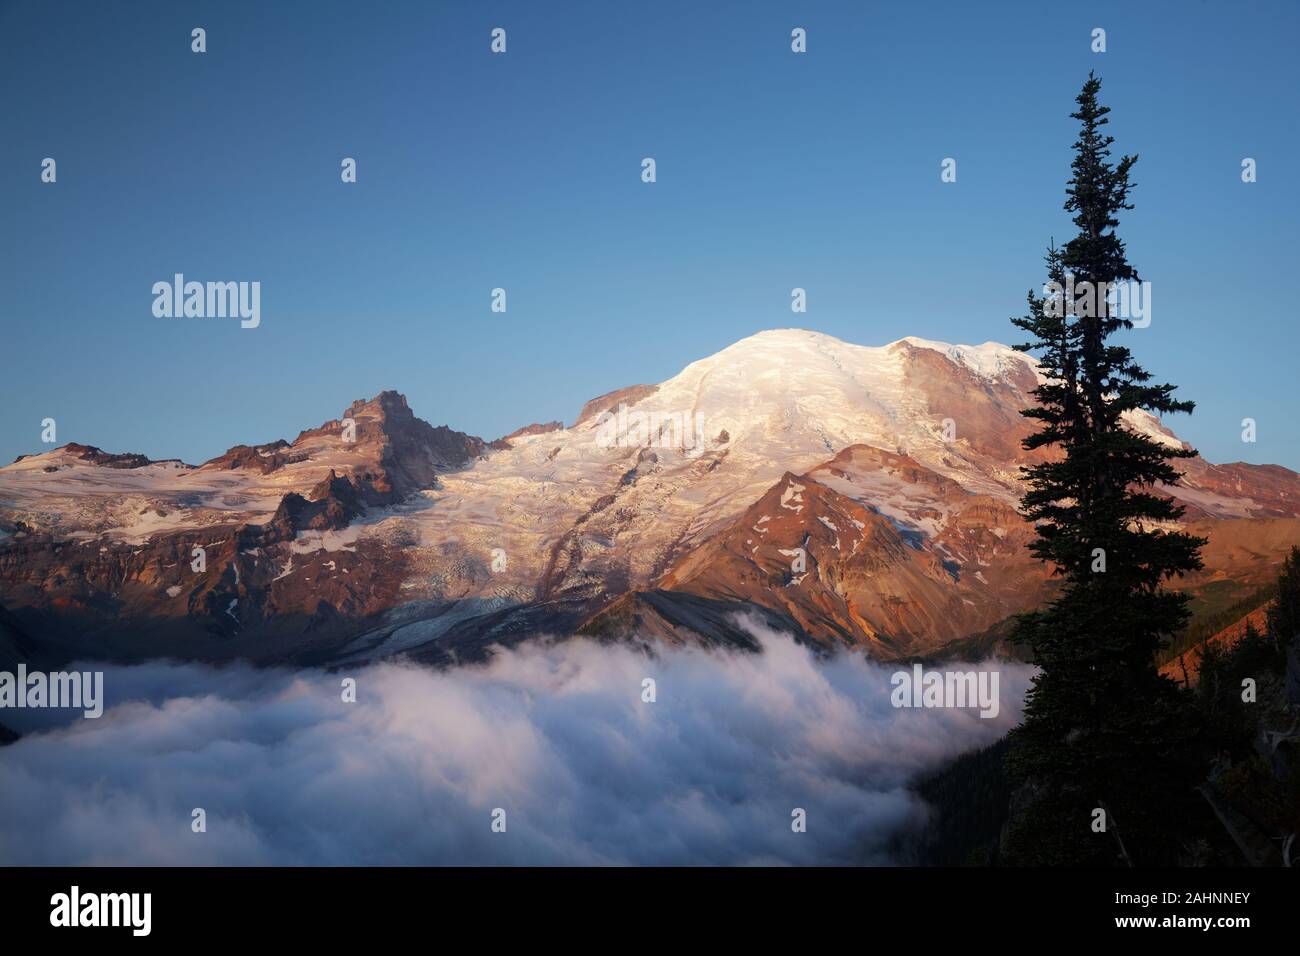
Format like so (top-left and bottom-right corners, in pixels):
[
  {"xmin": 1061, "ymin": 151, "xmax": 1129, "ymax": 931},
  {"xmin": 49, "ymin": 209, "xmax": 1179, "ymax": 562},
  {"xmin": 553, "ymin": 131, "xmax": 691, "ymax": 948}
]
[{"xmin": 1004, "ymin": 73, "xmax": 1208, "ymax": 865}]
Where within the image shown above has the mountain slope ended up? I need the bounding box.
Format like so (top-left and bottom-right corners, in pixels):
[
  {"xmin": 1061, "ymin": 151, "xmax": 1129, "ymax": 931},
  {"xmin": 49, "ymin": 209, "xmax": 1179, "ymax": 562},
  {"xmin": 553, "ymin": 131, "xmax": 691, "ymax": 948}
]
[{"xmin": 581, "ymin": 456, "xmax": 1046, "ymax": 657}]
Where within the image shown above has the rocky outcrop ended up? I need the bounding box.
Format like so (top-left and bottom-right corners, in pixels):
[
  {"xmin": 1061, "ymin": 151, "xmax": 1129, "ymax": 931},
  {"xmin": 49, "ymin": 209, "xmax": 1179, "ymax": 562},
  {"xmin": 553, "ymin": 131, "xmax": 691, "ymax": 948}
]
[
  {"xmin": 194, "ymin": 390, "xmax": 486, "ymax": 504},
  {"xmin": 64, "ymin": 443, "xmax": 183, "ymax": 470},
  {"xmin": 307, "ymin": 391, "xmax": 485, "ymax": 502},
  {"xmin": 573, "ymin": 384, "xmax": 659, "ymax": 427},
  {"xmin": 202, "ymin": 440, "xmax": 297, "ymax": 474},
  {"xmin": 19, "ymin": 443, "xmax": 189, "ymax": 472},
  {"xmin": 270, "ymin": 470, "xmax": 364, "ymax": 535},
  {"xmin": 498, "ymin": 422, "xmax": 564, "ymax": 445}
]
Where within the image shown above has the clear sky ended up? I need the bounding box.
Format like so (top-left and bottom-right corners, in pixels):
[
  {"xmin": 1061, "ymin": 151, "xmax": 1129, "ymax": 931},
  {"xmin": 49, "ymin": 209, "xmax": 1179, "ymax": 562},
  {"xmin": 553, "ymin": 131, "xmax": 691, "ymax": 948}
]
[{"xmin": 2, "ymin": 0, "xmax": 1297, "ymax": 469}]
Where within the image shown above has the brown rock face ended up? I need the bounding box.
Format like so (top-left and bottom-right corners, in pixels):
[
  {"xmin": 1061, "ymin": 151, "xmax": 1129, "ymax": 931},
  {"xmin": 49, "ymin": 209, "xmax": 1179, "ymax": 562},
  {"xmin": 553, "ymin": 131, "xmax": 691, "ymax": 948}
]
[
  {"xmin": 573, "ymin": 384, "xmax": 659, "ymax": 427},
  {"xmin": 586, "ymin": 460, "xmax": 1049, "ymax": 657},
  {"xmin": 61, "ymin": 443, "xmax": 176, "ymax": 470},
  {"xmin": 1173, "ymin": 459, "xmax": 1300, "ymax": 519},
  {"xmin": 273, "ymin": 470, "xmax": 364, "ymax": 534},
  {"xmin": 193, "ymin": 389, "xmax": 486, "ymax": 506},
  {"xmin": 494, "ymin": 422, "xmax": 565, "ymax": 449},
  {"xmin": 900, "ymin": 344, "xmax": 1039, "ymax": 463},
  {"xmin": 284, "ymin": 390, "xmax": 487, "ymax": 503},
  {"xmin": 203, "ymin": 440, "xmax": 297, "ymax": 474}
]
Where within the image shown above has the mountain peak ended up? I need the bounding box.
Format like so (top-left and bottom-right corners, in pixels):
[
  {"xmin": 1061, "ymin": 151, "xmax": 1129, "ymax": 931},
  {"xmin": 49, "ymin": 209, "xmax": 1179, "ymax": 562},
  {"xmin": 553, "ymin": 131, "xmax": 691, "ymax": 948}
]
[
  {"xmin": 344, "ymin": 389, "xmax": 413, "ymax": 423},
  {"xmin": 736, "ymin": 327, "xmax": 839, "ymax": 342},
  {"xmin": 685, "ymin": 329, "xmax": 1032, "ymax": 384}
]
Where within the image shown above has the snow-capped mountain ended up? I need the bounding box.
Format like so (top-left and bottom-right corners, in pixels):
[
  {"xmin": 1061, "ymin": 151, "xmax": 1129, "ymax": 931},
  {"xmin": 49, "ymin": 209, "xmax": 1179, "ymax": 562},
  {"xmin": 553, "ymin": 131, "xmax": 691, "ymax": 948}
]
[{"xmin": 1, "ymin": 329, "xmax": 1297, "ymax": 667}]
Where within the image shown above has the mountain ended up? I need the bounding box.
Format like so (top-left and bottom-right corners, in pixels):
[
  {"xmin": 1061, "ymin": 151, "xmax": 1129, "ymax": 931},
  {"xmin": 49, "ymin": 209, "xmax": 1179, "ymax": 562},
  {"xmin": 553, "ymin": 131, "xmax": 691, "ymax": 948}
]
[
  {"xmin": 0, "ymin": 390, "xmax": 487, "ymax": 664},
  {"xmin": 1, "ymin": 329, "xmax": 1297, "ymax": 666}
]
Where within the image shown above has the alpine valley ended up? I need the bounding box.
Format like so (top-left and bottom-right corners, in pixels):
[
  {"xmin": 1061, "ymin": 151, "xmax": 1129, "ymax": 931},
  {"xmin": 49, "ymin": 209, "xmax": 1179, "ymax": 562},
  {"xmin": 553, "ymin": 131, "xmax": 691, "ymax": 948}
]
[{"xmin": 3, "ymin": 329, "xmax": 1297, "ymax": 670}]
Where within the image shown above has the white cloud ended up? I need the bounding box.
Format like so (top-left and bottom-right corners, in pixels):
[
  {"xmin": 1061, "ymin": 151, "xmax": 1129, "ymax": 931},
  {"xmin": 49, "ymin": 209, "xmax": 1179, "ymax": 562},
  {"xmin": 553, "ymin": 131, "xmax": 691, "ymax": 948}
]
[{"xmin": 0, "ymin": 623, "xmax": 1031, "ymax": 865}]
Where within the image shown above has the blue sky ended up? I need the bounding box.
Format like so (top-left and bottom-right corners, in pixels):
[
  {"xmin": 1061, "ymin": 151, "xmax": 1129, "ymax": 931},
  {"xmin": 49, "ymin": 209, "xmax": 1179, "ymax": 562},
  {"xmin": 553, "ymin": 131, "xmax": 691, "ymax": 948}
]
[{"xmin": 2, "ymin": 0, "xmax": 1297, "ymax": 469}]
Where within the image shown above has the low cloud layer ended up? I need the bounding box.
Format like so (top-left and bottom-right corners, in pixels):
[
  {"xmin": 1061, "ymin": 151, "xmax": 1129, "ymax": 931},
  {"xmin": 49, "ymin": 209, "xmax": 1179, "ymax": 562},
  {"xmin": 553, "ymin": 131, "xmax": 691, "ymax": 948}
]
[{"xmin": 0, "ymin": 622, "xmax": 1032, "ymax": 865}]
